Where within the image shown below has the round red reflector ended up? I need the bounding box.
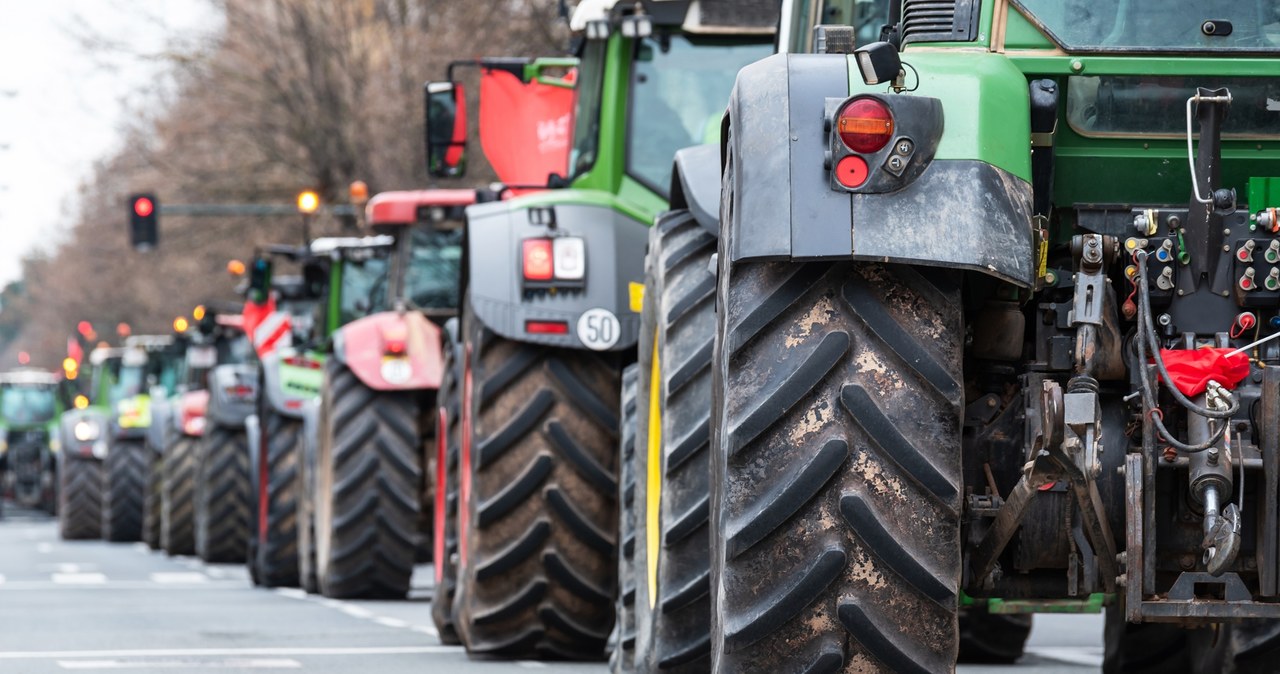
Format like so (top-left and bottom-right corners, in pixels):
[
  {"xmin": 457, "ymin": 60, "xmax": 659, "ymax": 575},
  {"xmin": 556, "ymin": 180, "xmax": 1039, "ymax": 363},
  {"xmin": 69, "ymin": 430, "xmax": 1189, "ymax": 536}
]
[
  {"xmin": 837, "ymin": 98, "xmax": 894, "ymax": 154},
  {"xmin": 835, "ymin": 155, "xmax": 870, "ymax": 189},
  {"xmin": 134, "ymin": 197, "xmax": 154, "ymax": 217}
]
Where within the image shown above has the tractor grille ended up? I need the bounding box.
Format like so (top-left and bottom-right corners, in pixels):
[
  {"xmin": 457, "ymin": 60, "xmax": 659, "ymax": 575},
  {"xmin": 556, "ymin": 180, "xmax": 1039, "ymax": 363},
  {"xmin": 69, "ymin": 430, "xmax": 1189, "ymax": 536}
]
[
  {"xmin": 901, "ymin": 0, "xmax": 979, "ymax": 45},
  {"xmin": 696, "ymin": 0, "xmax": 780, "ymax": 31}
]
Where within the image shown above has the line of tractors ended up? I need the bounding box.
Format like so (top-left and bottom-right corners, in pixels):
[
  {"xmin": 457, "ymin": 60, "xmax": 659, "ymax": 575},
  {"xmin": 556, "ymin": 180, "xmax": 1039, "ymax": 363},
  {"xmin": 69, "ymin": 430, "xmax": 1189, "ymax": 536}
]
[{"xmin": 8, "ymin": 0, "xmax": 1280, "ymax": 671}]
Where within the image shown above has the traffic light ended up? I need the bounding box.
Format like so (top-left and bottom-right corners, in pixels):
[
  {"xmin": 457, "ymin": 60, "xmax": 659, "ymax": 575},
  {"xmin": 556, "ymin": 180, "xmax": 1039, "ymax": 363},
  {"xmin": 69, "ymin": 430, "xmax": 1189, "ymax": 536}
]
[{"xmin": 129, "ymin": 193, "xmax": 158, "ymax": 250}]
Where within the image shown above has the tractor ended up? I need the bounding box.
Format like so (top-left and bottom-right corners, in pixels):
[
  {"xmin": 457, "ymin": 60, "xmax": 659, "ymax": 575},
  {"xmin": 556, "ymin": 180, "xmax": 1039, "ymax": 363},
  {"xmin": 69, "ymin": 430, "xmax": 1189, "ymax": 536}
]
[
  {"xmin": 117, "ymin": 335, "xmax": 186, "ymax": 549},
  {"xmin": 298, "ymin": 189, "xmax": 479, "ymax": 599},
  {"xmin": 243, "ymin": 235, "xmax": 396, "ymax": 588},
  {"xmin": 424, "ymin": 0, "xmax": 776, "ymax": 658},
  {"xmin": 627, "ymin": 0, "xmax": 1280, "ymax": 671},
  {"xmin": 154, "ymin": 308, "xmax": 249, "ymax": 556},
  {"xmin": 0, "ymin": 370, "xmax": 63, "ymax": 515}
]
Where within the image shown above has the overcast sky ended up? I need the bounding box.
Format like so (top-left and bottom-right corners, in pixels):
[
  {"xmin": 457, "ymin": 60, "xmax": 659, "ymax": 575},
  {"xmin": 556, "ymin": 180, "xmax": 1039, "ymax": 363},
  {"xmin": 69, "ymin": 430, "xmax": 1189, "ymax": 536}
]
[{"xmin": 0, "ymin": 1, "xmax": 218, "ymax": 284}]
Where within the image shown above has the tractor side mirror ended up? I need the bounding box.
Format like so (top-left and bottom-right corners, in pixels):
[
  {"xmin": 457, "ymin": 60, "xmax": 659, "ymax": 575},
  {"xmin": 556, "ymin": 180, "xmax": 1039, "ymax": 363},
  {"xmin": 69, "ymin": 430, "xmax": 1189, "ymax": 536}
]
[
  {"xmin": 426, "ymin": 81, "xmax": 468, "ymax": 179},
  {"xmin": 248, "ymin": 256, "xmax": 272, "ymax": 305}
]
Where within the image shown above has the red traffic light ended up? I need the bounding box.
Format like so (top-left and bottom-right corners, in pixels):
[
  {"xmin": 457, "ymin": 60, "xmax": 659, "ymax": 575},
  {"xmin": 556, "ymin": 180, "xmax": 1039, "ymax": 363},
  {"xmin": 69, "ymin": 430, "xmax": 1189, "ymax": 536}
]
[{"xmin": 133, "ymin": 197, "xmax": 154, "ymax": 218}]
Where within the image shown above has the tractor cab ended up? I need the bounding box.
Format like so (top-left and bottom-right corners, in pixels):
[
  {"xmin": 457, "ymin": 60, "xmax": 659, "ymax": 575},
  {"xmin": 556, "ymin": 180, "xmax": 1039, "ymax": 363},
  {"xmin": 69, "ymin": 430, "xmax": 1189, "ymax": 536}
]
[{"xmin": 0, "ymin": 370, "xmax": 62, "ymax": 512}]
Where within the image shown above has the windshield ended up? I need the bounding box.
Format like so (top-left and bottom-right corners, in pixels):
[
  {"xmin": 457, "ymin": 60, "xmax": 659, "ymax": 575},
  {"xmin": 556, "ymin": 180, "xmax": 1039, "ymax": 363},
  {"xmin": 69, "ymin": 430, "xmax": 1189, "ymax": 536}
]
[
  {"xmin": 628, "ymin": 34, "xmax": 774, "ymax": 195},
  {"xmin": 0, "ymin": 387, "xmax": 56, "ymax": 425},
  {"xmin": 405, "ymin": 228, "xmax": 463, "ymax": 311},
  {"xmin": 568, "ymin": 38, "xmax": 608, "ymax": 179},
  {"xmin": 1013, "ymin": 0, "xmax": 1280, "ymax": 53},
  {"xmin": 339, "ymin": 256, "xmax": 390, "ymax": 325},
  {"xmin": 112, "ymin": 365, "xmax": 145, "ymax": 403}
]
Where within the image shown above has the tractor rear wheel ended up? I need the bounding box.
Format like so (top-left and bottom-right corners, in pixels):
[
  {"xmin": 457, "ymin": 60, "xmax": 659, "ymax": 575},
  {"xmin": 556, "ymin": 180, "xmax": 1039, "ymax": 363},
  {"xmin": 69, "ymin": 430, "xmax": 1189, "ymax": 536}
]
[
  {"xmin": 712, "ymin": 260, "xmax": 964, "ymax": 673},
  {"xmin": 142, "ymin": 449, "xmax": 163, "ymax": 549},
  {"xmin": 611, "ymin": 364, "xmax": 640, "ymax": 673},
  {"xmin": 195, "ymin": 426, "xmax": 251, "ymax": 563},
  {"xmin": 297, "ymin": 440, "xmax": 319, "ymax": 594},
  {"xmin": 432, "ymin": 331, "xmax": 464, "ymax": 644},
  {"xmin": 634, "ymin": 211, "xmax": 716, "ymax": 672},
  {"xmin": 253, "ymin": 410, "xmax": 303, "ymax": 587},
  {"xmin": 102, "ymin": 440, "xmax": 146, "ymax": 542},
  {"xmin": 162, "ymin": 435, "xmax": 198, "ymax": 555},
  {"xmin": 59, "ymin": 455, "xmax": 103, "ymax": 540},
  {"xmin": 454, "ymin": 302, "xmax": 621, "ymax": 659},
  {"xmin": 314, "ymin": 360, "xmax": 422, "ymax": 599}
]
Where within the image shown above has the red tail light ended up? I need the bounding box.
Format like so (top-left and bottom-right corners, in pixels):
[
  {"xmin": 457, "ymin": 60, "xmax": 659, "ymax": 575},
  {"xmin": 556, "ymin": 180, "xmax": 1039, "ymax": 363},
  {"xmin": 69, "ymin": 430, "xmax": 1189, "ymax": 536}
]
[
  {"xmin": 525, "ymin": 320, "xmax": 569, "ymax": 335},
  {"xmin": 838, "ymin": 98, "xmax": 894, "ymax": 153},
  {"xmin": 382, "ymin": 324, "xmax": 408, "ymax": 355},
  {"xmin": 522, "ymin": 239, "xmax": 554, "ymax": 281}
]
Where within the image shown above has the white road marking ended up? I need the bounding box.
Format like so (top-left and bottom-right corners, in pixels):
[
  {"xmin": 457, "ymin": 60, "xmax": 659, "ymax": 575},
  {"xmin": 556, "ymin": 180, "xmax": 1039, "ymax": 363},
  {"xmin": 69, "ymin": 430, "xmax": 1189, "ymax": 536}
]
[
  {"xmin": 517, "ymin": 662, "xmax": 548, "ymax": 669},
  {"xmin": 373, "ymin": 617, "xmax": 409, "ymax": 629},
  {"xmin": 339, "ymin": 605, "xmax": 374, "ymax": 619},
  {"xmin": 51, "ymin": 573, "xmax": 107, "ymax": 585},
  {"xmin": 36, "ymin": 543, "xmax": 53, "ymax": 553},
  {"xmin": 0, "ymin": 646, "xmax": 457, "ymax": 660},
  {"xmin": 56, "ymin": 563, "xmax": 82, "ymax": 573},
  {"xmin": 410, "ymin": 625, "xmax": 439, "ymax": 637},
  {"xmin": 0, "ymin": 581, "xmax": 241, "ymax": 591},
  {"xmin": 272, "ymin": 588, "xmax": 308, "ymax": 600},
  {"xmin": 131, "ymin": 543, "xmax": 151, "ymax": 553},
  {"xmin": 1027, "ymin": 647, "xmax": 1105, "ymax": 667},
  {"xmin": 204, "ymin": 567, "xmax": 228, "ymax": 579},
  {"xmin": 58, "ymin": 659, "xmax": 302, "ymax": 670},
  {"xmin": 149, "ymin": 572, "xmax": 209, "ymax": 584},
  {"xmin": 0, "ymin": 574, "xmax": 6, "ymax": 585}
]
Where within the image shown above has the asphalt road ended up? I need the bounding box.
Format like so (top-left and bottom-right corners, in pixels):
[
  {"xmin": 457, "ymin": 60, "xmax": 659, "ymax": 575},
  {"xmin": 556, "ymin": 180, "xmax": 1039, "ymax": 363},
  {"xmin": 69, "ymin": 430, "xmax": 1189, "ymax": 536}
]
[{"xmin": 0, "ymin": 504, "xmax": 1106, "ymax": 673}]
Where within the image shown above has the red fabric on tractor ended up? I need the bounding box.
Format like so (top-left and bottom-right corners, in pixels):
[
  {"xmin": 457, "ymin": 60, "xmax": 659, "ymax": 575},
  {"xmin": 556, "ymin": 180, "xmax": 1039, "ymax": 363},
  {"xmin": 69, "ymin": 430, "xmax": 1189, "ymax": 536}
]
[
  {"xmin": 1158, "ymin": 348, "xmax": 1251, "ymax": 396},
  {"xmin": 479, "ymin": 69, "xmax": 576, "ymax": 193},
  {"xmin": 241, "ymin": 296, "xmax": 274, "ymax": 344}
]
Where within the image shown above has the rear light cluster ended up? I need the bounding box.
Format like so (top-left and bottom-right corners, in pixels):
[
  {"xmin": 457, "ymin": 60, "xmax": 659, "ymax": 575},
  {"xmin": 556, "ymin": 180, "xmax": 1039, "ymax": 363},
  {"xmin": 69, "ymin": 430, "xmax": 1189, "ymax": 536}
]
[
  {"xmin": 226, "ymin": 384, "xmax": 255, "ymax": 399},
  {"xmin": 522, "ymin": 237, "xmax": 585, "ymax": 284},
  {"xmin": 833, "ymin": 97, "xmax": 895, "ymax": 189},
  {"xmin": 282, "ymin": 355, "xmax": 322, "ymax": 369}
]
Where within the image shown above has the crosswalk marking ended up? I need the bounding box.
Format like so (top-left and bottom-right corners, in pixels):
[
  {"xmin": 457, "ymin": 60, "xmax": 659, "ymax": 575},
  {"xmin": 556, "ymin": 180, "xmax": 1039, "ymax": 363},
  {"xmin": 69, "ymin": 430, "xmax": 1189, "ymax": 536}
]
[{"xmin": 51, "ymin": 573, "xmax": 107, "ymax": 585}]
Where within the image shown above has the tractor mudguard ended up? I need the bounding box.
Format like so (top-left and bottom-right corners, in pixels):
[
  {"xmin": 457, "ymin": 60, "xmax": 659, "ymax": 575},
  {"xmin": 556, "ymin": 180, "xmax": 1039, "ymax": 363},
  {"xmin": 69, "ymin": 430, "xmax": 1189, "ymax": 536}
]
[
  {"xmin": 260, "ymin": 351, "xmax": 322, "ymax": 420},
  {"xmin": 331, "ymin": 311, "xmax": 444, "ymax": 391},
  {"xmin": 59, "ymin": 408, "xmax": 110, "ymax": 461},
  {"xmin": 465, "ymin": 198, "xmax": 647, "ymax": 351},
  {"xmin": 206, "ymin": 364, "xmax": 258, "ymax": 430},
  {"xmin": 723, "ymin": 53, "xmax": 1035, "ymax": 287},
  {"xmin": 670, "ymin": 144, "xmax": 722, "ymax": 237}
]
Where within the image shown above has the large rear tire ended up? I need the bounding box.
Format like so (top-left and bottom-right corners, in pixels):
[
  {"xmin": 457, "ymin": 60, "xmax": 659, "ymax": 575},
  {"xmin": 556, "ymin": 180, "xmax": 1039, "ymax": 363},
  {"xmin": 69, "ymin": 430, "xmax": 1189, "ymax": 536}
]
[
  {"xmin": 101, "ymin": 440, "xmax": 146, "ymax": 542},
  {"xmin": 195, "ymin": 426, "xmax": 251, "ymax": 563},
  {"xmin": 142, "ymin": 448, "xmax": 162, "ymax": 549},
  {"xmin": 611, "ymin": 364, "xmax": 640, "ymax": 673},
  {"xmin": 711, "ymin": 260, "xmax": 964, "ymax": 673},
  {"xmin": 162, "ymin": 435, "xmax": 198, "ymax": 555},
  {"xmin": 454, "ymin": 302, "xmax": 621, "ymax": 659},
  {"xmin": 633, "ymin": 211, "xmax": 716, "ymax": 672},
  {"xmin": 432, "ymin": 330, "xmax": 464, "ymax": 644},
  {"xmin": 314, "ymin": 360, "xmax": 422, "ymax": 599},
  {"xmin": 253, "ymin": 410, "xmax": 303, "ymax": 587},
  {"xmin": 59, "ymin": 455, "xmax": 103, "ymax": 540}
]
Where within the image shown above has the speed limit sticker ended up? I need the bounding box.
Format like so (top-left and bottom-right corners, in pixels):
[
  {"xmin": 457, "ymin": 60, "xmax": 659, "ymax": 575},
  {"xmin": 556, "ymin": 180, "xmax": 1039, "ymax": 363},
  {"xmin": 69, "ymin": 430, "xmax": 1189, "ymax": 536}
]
[{"xmin": 577, "ymin": 308, "xmax": 621, "ymax": 351}]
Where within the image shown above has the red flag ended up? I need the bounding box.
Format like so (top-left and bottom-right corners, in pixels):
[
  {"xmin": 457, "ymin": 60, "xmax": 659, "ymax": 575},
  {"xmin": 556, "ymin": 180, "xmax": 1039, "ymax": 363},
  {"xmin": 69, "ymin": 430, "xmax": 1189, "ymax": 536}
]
[
  {"xmin": 479, "ymin": 69, "xmax": 576, "ymax": 192},
  {"xmin": 1158, "ymin": 348, "xmax": 1251, "ymax": 396}
]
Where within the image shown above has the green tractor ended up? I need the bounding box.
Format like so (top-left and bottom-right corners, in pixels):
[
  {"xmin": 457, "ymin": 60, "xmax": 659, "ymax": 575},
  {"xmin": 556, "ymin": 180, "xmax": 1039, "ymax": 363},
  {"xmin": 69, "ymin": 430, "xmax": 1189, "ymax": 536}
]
[
  {"xmin": 425, "ymin": 0, "xmax": 775, "ymax": 658},
  {"xmin": 0, "ymin": 370, "xmax": 63, "ymax": 515},
  {"xmin": 625, "ymin": 0, "xmax": 1280, "ymax": 671}
]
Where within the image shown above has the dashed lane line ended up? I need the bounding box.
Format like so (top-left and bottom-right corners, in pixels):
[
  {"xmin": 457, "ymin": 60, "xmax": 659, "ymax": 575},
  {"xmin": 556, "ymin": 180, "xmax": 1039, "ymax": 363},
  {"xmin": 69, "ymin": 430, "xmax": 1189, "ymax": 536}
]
[
  {"xmin": 51, "ymin": 573, "xmax": 107, "ymax": 585},
  {"xmin": 271, "ymin": 587, "xmax": 444, "ymax": 640},
  {"xmin": 149, "ymin": 572, "xmax": 210, "ymax": 584}
]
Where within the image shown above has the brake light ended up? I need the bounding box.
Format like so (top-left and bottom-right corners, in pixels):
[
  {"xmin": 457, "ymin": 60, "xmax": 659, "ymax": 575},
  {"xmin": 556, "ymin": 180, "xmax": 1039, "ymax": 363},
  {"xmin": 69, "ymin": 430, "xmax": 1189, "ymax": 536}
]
[
  {"xmin": 835, "ymin": 156, "xmax": 870, "ymax": 189},
  {"xmin": 382, "ymin": 324, "xmax": 408, "ymax": 355},
  {"xmin": 283, "ymin": 355, "xmax": 322, "ymax": 369},
  {"xmin": 523, "ymin": 239, "xmax": 554, "ymax": 281},
  {"xmin": 838, "ymin": 98, "xmax": 894, "ymax": 154},
  {"xmin": 526, "ymin": 320, "xmax": 569, "ymax": 335}
]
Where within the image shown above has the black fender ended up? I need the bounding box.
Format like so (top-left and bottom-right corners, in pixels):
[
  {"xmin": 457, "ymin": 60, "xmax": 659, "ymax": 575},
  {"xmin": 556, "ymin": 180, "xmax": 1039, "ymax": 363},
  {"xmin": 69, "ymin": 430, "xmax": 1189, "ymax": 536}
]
[
  {"xmin": 206, "ymin": 364, "xmax": 257, "ymax": 429},
  {"xmin": 670, "ymin": 144, "xmax": 722, "ymax": 238},
  {"xmin": 722, "ymin": 53, "xmax": 1035, "ymax": 287},
  {"xmin": 464, "ymin": 197, "xmax": 648, "ymax": 351}
]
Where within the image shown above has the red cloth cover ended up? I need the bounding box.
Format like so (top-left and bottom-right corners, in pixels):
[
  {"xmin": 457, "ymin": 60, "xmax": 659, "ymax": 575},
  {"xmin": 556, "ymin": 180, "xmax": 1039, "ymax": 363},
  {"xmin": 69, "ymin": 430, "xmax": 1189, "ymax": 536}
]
[
  {"xmin": 1158, "ymin": 348, "xmax": 1251, "ymax": 396},
  {"xmin": 479, "ymin": 69, "xmax": 575, "ymax": 192}
]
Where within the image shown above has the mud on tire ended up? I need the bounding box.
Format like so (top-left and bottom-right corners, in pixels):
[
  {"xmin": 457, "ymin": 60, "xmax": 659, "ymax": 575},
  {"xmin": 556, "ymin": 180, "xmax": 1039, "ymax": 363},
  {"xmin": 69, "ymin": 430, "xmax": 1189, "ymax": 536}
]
[
  {"xmin": 195, "ymin": 426, "xmax": 251, "ymax": 563},
  {"xmin": 102, "ymin": 440, "xmax": 147, "ymax": 542},
  {"xmin": 162, "ymin": 435, "xmax": 198, "ymax": 555},
  {"xmin": 634, "ymin": 211, "xmax": 716, "ymax": 672},
  {"xmin": 712, "ymin": 261, "xmax": 964, "ymax": 673},
  {"xmin": 59, "ymin": 455, "xmax": 103, "ymax": 540},
  {"xmin": 254, "ymin": 410, "xmax": 303, "ymax": 587},
  {"xmin": 455, "ymin": 300, "xmax": 622, "ymax": 659},
  {"xmin": 314, "ymin": 360, "xmax": 422, "ymax": 599}
]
